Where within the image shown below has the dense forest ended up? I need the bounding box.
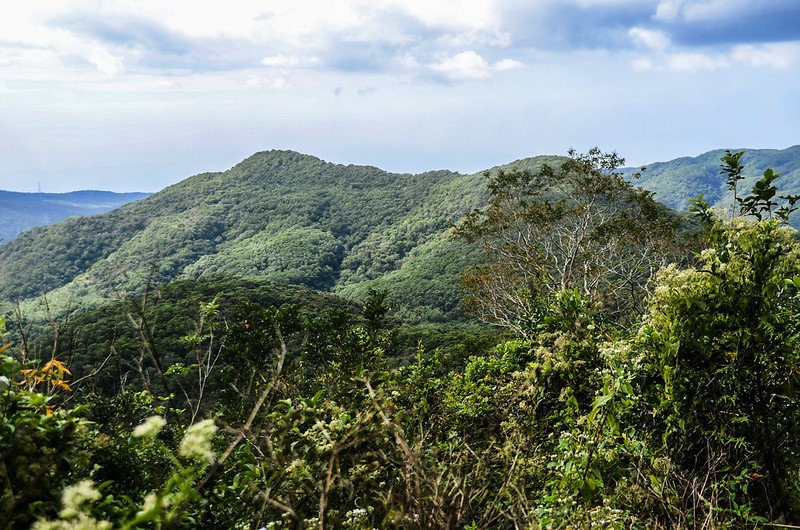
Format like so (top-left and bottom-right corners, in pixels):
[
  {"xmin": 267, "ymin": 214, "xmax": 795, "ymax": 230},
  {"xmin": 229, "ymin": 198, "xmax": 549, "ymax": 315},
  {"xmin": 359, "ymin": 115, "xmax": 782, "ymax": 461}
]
[
  {"xmin": 3, "ymin": 147, "xmax": 799, "ymax": 327},
  {"xmin": 629, "ymin": 146, "xmax": 800, "ymax": 214},
  {"xmin": 0, "ymin": 150, "xmax": 506, "ymax": 324},
  {"xmin": 3, "ymin": 148, "xmax": 800, "ymax": 529}
]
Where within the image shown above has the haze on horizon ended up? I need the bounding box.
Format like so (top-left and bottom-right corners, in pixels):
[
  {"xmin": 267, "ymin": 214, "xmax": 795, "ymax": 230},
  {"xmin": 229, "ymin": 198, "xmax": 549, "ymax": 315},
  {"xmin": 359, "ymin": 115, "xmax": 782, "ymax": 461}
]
[{"xmin": 1, "ymin": 0, "xmax": 799, "ymax": 193}]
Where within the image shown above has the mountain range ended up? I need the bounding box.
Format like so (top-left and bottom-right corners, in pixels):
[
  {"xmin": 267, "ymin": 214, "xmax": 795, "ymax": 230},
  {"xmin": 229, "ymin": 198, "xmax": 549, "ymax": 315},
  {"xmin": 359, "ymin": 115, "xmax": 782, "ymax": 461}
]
[
  {"xmin": 0, "ymin": 151, "xmax": 534, "ymax": 322},
  {"xmin": 0, "ymin": 190, "xmax": 149, "ymax": 243},
  {"xmin": 1, "ymin": 146, "xmax": 798, "ymax": 324},
  {"xmin": 631, "ymin": 145, "xmax": 800, "ymax": 212}
]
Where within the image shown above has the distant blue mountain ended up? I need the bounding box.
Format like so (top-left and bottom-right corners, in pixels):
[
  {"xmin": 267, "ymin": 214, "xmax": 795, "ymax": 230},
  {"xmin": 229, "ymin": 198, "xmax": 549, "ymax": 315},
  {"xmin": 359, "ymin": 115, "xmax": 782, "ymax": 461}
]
[
  {"xmin": 630, "ymin": 146, "xmax": 800, "ymax": 214},
  {"xmin": 0, "ymin": 190, "xmax": 150, "ymax": 243}
]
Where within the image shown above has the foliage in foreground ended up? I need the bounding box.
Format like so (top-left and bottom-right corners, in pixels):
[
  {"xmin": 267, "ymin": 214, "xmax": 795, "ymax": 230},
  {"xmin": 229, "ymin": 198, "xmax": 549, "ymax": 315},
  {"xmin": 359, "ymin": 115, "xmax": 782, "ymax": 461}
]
[{"xmin": 2, "ymin": 151, "xmax": 800, "ymax": 529}]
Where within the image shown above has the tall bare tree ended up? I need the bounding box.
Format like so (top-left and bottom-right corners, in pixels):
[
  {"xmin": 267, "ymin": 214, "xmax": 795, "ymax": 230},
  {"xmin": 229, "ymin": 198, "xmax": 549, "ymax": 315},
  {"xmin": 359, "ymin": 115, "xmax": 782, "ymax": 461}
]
[{"xmin": 455, "ymin": 149, "xmax": 684, "ymax": 334}]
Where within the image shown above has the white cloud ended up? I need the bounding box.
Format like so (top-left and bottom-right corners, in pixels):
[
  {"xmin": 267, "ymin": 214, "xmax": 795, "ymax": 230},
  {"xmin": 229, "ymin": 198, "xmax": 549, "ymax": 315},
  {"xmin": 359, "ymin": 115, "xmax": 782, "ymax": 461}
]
[
  {"xmin": 1, "ymin": 0, "xmax": 797, "ymax": 91},
  {"xmin": 435, "ymin": 29, "xmax": 512, "ymax": 49},
  {"xmin": 732, "ymin": 43, "xmax": 800, "ymax": 69},
  {"xmin": 631, "ymin": 40, "xmax": 800, "ymax": 74},
  {"xmin": 88, "ymin": 47, "xmax": 124, "ymax": 76},
  {"xmin": 150, "ymin": 79, "xmax": 177, "ymax": 89},
  {"xmin": 430, "ymin": 50, "xmax": 492, "ymax": 80},
  {"xmin": 248, "ymin": 0, "xmax": 501, "ymax": 49},
  {"xmin": 0, "ymin": 1, "xmax": 521, "ymax": 87},
  {"xmin": 494, "ymin": 58, "xmax": 523, "ymax": 71},
  {"xmin": 630, "ymin": 51, "xmax": 728, "ymax": 72},
  {"xmin": 654, "ymin": 0, "xmax": 754, "ymax": 22},
  {"xmin": 680, "ymin": 0, "xmax": 752, "ymax": 22},
  {"xmin": 573, "ymin": 0, "xmax": 649, "ymax": 6},
  {"xmin": 391, "ymin": 0, "xmax": 498, "ymax": 31},
  {"xmin": 429, "ymin": 50, "xmax": 521, "ymax": 80},
  {"xmin": 666, "ymin": 52, "xmax": 725, "ymax": 71},
  {"xmin": 629, "ymin": 27, "xmax": 670, "ymax": 50},
  {"xmin": 654, "ymin": 0, "xmax": 683, "ymax": 21},
  {"xmin": 261, "ymin": 54, "xmax": 319, "ymax": 67},
  {"xmin": 392, "ymin": 53, "xmax": 421, "ymax": 69}
]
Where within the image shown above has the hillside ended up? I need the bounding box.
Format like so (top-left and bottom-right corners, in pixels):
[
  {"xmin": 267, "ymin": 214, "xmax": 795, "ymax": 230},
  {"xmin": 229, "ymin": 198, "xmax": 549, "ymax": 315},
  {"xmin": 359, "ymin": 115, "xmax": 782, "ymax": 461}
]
[
  {"xmin": 0, "ymin": 190, "xmax": 149, "ymax": 243},
  {"xmin": 633, "ymin": 145, "xmax": 800, "ymax": 214},
  {"xmin": 4, "ymin": 147, "xmax": 798, "ymax": 323},
  {"xmin": 1, "ymin": 151, "xmax": 561, "ymax": 321},
  {"xmin": 6, "ymin": 148, "xmax": 800, "ymax": 529}
]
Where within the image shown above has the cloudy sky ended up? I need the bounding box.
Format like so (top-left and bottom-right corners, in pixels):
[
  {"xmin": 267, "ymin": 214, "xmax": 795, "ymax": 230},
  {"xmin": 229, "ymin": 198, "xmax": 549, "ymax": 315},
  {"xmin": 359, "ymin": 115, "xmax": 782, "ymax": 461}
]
[{"xmin": 1, "ymin": 0, "xmax": 799, "ymax": 192}]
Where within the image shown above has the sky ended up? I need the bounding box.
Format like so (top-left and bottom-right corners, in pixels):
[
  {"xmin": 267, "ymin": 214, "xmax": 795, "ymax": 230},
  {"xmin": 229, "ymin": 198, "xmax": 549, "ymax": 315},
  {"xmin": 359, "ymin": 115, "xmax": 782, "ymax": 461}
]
[{"xmin": 1, "ymin": 0, "xmax": 799, "ymax": 192}]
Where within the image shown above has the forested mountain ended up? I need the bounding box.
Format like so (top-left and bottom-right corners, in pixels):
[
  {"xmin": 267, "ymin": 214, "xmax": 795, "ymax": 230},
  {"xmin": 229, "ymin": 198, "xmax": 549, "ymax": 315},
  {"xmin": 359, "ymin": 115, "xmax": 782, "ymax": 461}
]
[
  {"xmin": 5, "ymin": 147, "xmax": 800, "ymax": 323},
  {"xmin": 632, "ymin": 145, "xmax": 800, "ymax": 213},
  {"xmin": 0, "ymin": 151, "xmax": 564, "ymax": 322},
  {"xmin": 6, "ymin": 149, "xmax": 800, "ymax": 528},
  {"xmin": 0, "ymin": 190, "xmax": 149, "ymax": 243}
]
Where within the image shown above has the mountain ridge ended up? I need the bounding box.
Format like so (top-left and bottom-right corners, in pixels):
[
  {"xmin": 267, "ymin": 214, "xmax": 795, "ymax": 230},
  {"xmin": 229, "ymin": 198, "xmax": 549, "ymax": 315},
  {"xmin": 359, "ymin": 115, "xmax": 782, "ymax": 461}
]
[
  {"xmin": 3, "ymin": 146, "xmax": 799, "ymax": 323},
  {"xmin": 630, "ymin": 145, "xmax": 800, "ymax": 212},
  {"xmin": 0, "ymin": 150, "xmax": 510, "ymax": 322},
  {"xmin": 0, "ymin": 189, "xmax": 150, "ymax": 244}
]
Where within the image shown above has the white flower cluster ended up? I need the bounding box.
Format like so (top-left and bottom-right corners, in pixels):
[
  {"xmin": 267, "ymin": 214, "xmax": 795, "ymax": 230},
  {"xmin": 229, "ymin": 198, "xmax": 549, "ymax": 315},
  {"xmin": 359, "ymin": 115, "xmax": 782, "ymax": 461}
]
[
  {"xmin": 303, "ymin": 517, "xmax": 320, "ymax": 527},
  {"xmin": 699, "ymin": 248, "xmax": 717, "ymax": 261},
  {"xmin": 179, "ymin": 419, "xmax": 217, "ymax": 463},
  {"xmin": 60, "ymin": 480, "xmax": 102, "ymax": 518},
  {"xmin": 133, "ymin": 415, "xmax": 166, "ymax": 438},
  {"xmin": 136, "ymin": 491, "xmax": 171, "ymax": 518},
  {"xmin": 32, "ymin": 480, "xmax": 112, "ymax": 530},
  {"xmin": 343, "ymin": 507, "xmax": 371, "ymax": 527},
  {"xmin": 32, "ymin": 519, "xmax": 112, "ymax": 530},
  {"xmin": 138, "ymin": 492, "xmax": 159, "ymax": 515}
]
